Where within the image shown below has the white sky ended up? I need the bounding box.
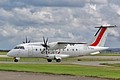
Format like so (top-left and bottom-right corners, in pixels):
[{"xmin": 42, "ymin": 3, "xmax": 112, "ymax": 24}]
[{"xmin": 0, "ymin": 0, "xmax": 120, "ymax": 49}]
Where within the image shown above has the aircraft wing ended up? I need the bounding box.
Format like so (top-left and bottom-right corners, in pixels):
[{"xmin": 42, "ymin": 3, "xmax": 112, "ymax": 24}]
[
  {"xmin": 49, "ymin": 42, "xmax": 87, "ymax": 50},
  {"xmin": 57, "ymin": 42, "xmax": 87, "ymax": 44}
]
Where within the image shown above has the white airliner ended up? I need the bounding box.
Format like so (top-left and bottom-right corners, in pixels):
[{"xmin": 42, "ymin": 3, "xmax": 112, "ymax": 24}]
[{"xmin": 7, "ymin": 25, "xmax": 116, "ymax": 62}]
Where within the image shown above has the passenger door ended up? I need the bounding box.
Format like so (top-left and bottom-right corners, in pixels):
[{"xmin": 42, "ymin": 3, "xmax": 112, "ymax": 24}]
[{"xmin": 28, "ymin": 45, "xmax": 33, "ymax": 57}]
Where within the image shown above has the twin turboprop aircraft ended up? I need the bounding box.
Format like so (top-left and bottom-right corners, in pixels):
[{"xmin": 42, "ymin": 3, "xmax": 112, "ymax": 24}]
[{"xmin": 7, "ymin": 25, "xmax": 116, "ymax": 62}]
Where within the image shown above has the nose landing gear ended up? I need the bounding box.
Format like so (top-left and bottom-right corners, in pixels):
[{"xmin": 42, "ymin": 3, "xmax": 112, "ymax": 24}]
[{"xmin": 14, "ymin": 57, "xmax": 20, "ymax": 62}]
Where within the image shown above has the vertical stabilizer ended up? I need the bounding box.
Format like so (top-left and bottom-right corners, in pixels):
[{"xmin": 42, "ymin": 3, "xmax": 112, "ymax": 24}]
[{"xmin": 90, "ymin": 25, "xmax": 116, "ymax": 47}]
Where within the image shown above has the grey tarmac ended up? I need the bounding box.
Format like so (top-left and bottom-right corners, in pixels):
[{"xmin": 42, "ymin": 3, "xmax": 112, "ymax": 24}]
[{"xmin": 0, "ymin": 71, "xmax": 109, "ymax": 80}]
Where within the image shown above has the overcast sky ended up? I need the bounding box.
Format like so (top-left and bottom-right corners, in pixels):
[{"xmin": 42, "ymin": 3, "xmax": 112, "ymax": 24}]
[{"xmin": 0, "ymin": 0, "xmax": 120, "ymax": 49}]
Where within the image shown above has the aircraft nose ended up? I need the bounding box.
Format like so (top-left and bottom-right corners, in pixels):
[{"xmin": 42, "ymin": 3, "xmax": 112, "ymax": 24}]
[{"xmin": 7, "ymin": 50, "xmax": 13, "ymax": 57}]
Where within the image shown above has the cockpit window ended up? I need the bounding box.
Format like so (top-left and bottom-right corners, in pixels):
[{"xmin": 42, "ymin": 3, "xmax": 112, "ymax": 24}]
[{"xmin": 14, "ymin": 46, "xmax": 25, "ymax": 49}]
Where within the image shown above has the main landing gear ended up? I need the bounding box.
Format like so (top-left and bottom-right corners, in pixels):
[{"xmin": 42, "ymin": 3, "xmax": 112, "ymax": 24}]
[
  {"xmin": 47, "ymin": 59, "xmax": 52, "ymax": 62},
  {"xmin": 56, "ymin": 59, "xmax": 61, "ymax": 62},
  {"xmin": 47, "ymin": 59, "xmax": 61, "ymax": 62}
]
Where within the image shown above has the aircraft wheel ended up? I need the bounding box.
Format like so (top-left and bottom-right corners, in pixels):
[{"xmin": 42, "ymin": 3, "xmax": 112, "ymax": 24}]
[
  {"xmin": 14, "ymin": 59, "xmax": 19, "ymax": 62},
  {"xmin": 56, "ymin": 59, "xmax": 61, "ymax": 62},
  {"xmin": 47, "ymin": 59, "xmax": 52, "ymax": 62}
]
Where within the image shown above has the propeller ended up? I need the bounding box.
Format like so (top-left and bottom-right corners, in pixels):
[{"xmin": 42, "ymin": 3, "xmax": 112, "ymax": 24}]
[
  {"xmin": 41, "ymin": 37, "xmax": 49, "ymax": 54},
  {"xmin": 23, "ymin": 36, "xmax": 30, "ymax": 43}
]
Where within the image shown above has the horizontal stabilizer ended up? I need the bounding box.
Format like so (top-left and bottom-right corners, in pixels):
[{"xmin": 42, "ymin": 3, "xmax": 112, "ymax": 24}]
[
  {"xmin": 95, "ymin": 25, "xmax": 117, "ymax": 28},
  {"xmin": 58, "ymin": 42, "xmax": 87, "ymax": 44},
  {"xmin": 90, "ymin": 25, "xmax": 116, "ymax": 46}
]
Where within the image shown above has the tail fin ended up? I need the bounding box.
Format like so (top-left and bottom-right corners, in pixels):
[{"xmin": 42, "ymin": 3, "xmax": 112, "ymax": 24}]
[{"xmin": 90, "ymin": 25, "xmax": 116, "ymax": 46}]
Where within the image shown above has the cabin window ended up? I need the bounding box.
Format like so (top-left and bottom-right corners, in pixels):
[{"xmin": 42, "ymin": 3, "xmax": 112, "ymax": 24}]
[
  {"xmin": 67, "ymin": 49, "xmax": 69, "ymax": 51},
  {"xmin": 76, "ymin": 49, "xmax": 78, "ymax": 51},
  {"xmin": 36, "ymin": 49, "xmax": 37, "ymax": 51},
  {"xmin": 72, "ymin": 49, "xmax": 74, "ymax": 51},
  {"xmin": 14, "ymin": 46, "xmax": 25, "ymax": 49},
  {"xmin": 40, "ymin": 49, "xmax": 41, "ymax": 51}
]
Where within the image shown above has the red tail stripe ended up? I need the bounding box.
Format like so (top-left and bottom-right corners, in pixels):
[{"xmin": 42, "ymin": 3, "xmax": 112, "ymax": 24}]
[{"xmin": 90, "ymin": 27, "xmax": 107, "ymax": 46}]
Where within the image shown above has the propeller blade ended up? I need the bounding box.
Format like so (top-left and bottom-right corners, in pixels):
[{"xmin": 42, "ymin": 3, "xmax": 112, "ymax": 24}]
[
  {"xmin": 23, "ymin": 36, "xmax": 31, "ymax": 43},
  {"xmin": 42, "ymin": 37, "xmax": 45, "ymax": 47},
  {"xmin": 28, "ymin": 40, "xmax": 30, "ymax": 43},
  {"xmin": 41, "ymin": 36, "xmax": 49, "ymax": 54},
  {"xmin": 46, "ymin": 37, "xmax": 48, "ymax": 45},
  {"xmin": 26, "ymin": 36, "xmax": 27, "ymax": 43}
]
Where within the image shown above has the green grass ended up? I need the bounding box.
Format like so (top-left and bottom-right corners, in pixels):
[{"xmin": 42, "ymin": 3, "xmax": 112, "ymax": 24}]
[
  {"xmin": 0, "ymin": 52, "xmax": 7, "ymax": 55},
  {"xmin": 0, "ymin": 63, "xmax": 120, "ymax": 79},
  {"xmin": 0, "ymin": 57, "xmax": 47, "ymax": 62},
  {"xmin": 0, "ymin": 57, "xmax": 13, "ymax": 61},
  {"xmin": 0, "ymin": 55, "xmax": 119, "ymax": 62},
  {"xmin": 77, "ymin": 58, "xmax": 119, "ymax": 61},
  {"xmin": 0, "ymin": 52, "xmax": 120, "ymax": 79},
  {"xmin": 100, "ymin": 63, "xmax": 120, "ymax": 67}
]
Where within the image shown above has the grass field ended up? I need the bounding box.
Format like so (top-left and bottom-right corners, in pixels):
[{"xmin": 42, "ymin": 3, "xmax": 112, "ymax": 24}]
[
  {"xmin": 100, "ymin": 63, "xmax": 120, "ymax": 67},
  {"xmin": 0, "ymin": 63, "xmax": 120, "ymax": 79},
  {"xmin": 1, "ymin": 56, "xmax": 119, "ymax": 62},
  {"xmin": 0, "ymin": 52, "xmax": 7, "ymax": 55},
  {"xmin": 0, "ymin": 52, "xmax": 120, "ymax": 79}
]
